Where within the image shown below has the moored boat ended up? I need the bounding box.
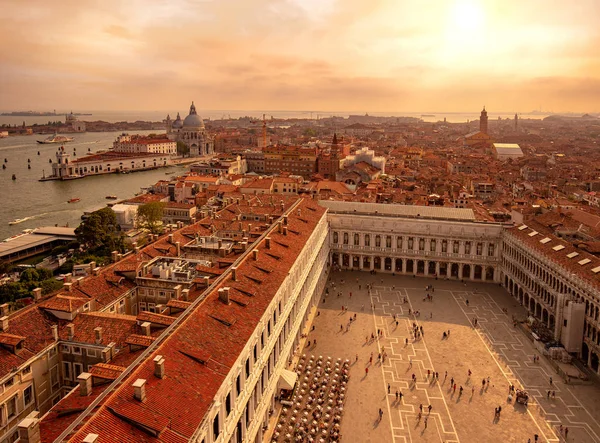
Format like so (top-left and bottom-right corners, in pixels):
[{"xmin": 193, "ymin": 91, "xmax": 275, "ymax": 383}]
[
  {"xmin": 67, "ymin": 198, "xmax": 80, "ymax": 203},
  {"xmin": 105, "ymin": 195, "xmax": 118, "ymax": 199}
]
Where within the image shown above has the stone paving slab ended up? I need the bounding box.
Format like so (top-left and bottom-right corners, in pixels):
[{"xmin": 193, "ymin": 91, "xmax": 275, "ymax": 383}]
[{"xmin": 296, "ymin": 271, "xmax": 600, "ymax": 443}]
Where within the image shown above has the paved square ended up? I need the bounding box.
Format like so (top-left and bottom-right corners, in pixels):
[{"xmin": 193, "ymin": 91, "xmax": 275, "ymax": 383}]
[{"xmin": 302, "ymin": 271, "xmax": 600, "ymax": 443}]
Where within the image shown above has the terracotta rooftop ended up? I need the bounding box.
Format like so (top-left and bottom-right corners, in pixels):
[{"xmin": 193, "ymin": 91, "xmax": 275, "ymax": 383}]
[{"xmin": 67, "ymin": 198, "xmax": 327, "ymax": 442}]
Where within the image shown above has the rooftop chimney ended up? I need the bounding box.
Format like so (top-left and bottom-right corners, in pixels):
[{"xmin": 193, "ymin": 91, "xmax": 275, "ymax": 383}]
[
  {"xmin": 101, "ymin": 347, "xmax": 111, "ymax": 363},
  {"xmin": 64, "ymin": 282, "xmax": 72, "ymax": 292},
  {"xmin": 0, "ymin": 303, "xmax": 8, "ymax": 317},
  {"xmin": 168, "ymin": 234, "xmax": 174, "ymax": 244},
  {"xmin": 51, "ymin": 325, "xmax": 58, "ymax": 341},
  {"xmin": 218, "ymin": 287, "xmax": 230, "ymax": 304},
  {"xmin": 231, "ymin": 266, "xmax": 237, "ymax": 281},
  {"xmin": 92, "ymin": 267, "xmax": 100, "ymax": 276},
  {"xmin": 176, "ymin": 241, "xmax": 181, "ymax": 256},
  {"xmin": 278, "ymin": 222, "xmax": 283, "ymax": 234},
  {"xmin": 18, "ymin": 417, "xmax": 41, "ymax": 443},
  {"xmin": 283, "ymin": 215, "xmax": 288, "ymax": 225},
  {"xmin": 297, "ymin": 208, "xmax": 301, "ymax": 216},
  {"xmin": 32, "ymin": 288, "xmax": 42, "ymax": 301},
  {"xmin": 154, "ymin": 355, "xmax": 165, "ymax": 379},
  {"xmin": 0, "ymin": 316, "xmax": 8, "ymax": 332},
  {"xmin": 78, "ymin": 372, "xmax": 92, "ymax": 396},
  {"xmin": 202, "ymin": 276, "xmax": 210, "ymax": 287},
  {"xmin": 82, "ymin": 435, "xmax": 99, "ymax": 443},
  {"xmin": 111, "ymin": 251, "xmax": 119, "ymax": 263},
  {"xmin": 88, "ymin": 261, "xmax": 96, "ymax": 273},
  {"xmin": 181, "ymin": 289, "xmax": 190, "ymax": 301},
  {"xmin": 133, "ymin": 379, "xmax": 146, "ymax": 402},
  {"xmin": 266, "ymin": 237, "xmax": 271, "ymax": 249},
  {"xmin": 141, "ymin": 321, "xmax": 151, "ymax": 336},
  {"xmin": 108, "ymin": 342, "xmax": 116, "ymax": 360},
  {"xmin": 66, "ymin": 323, "xmax": 75, "ymax": 340},
  {"xmin": 65, "ymin": 273, "xmax": 72, "ymax": 283},
  {"xmin": 253, "ymin": 249, "xmax": 259, "ymax": 260},
  {"xmin": 283, "ymin": 227, "xmax": 288, "ymax": 236},
  {"xmin": 94, "ymin": 327, "xmax": 103, "ymax": 345}
]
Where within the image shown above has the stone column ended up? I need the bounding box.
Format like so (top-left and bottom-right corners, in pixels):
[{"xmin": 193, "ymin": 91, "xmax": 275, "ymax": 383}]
[
  {"xmin": 470, "ymin": 265, "xmax": 475, "ymax": 281},
  {"xmin": 392, "ymin": 258, "xmax": 397, "ymax": 273},
  {"xmin": 359, "ymin": 256, "xmax": 364, "ymax": 270},
  {"xmin": 459, "ymin": 264, "xmax": 464, "ymax": 279},
  {"xmin": 338, "ymin": 254, "xmax": 342, "ymax": 268},
  {"xmin": 482, "ymin": 267, "xmax": 487, "ymax": 282},
  {"xmin": 370, "ymin": 258, "xmax": 375, "ymax": 271},
  {"xmin": 435, "ymin": 262, "xmax": 440, "ymax": 276},
  {"xmin": 424, "ymin": 261, "xmax": 429, "ymax": 276},
  {"xmin": 402, "ymin": 258, "xmax": 407, "ymax": 274},
  {"xmin": 380, "ymin": 258, "xmax": 385, "ymax": 272},
  {"xmin": 349, "ymin": 255, "xmax": 354, "ymax": 270},
  {"xmin": 447, "ymin": 264, "xmax": 451, "ymax": 279}
]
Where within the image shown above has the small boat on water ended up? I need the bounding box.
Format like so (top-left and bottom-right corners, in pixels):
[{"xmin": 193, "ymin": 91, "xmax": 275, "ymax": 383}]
[
  {"xmin": 37, "ymin": 135, "xmax": 74, "ymax": 144},
  {"xmin": 12, "ymin": 174, "xmax": 16, "ymax": 180},
  {"xmin": 67, "ymin": 198, "xmax": 80, "ymax": 203},
  {"xmin": 105, "ymin": 195, "xmax": 118, "ymax": 200},
  {"xmin": 8, "ymin": 218, "xmax": 27, "ymax": 226}
]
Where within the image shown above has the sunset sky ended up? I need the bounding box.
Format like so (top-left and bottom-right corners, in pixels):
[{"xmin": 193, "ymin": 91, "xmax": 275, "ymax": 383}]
[{"xmin": 2, "ymin": 0, "xmax": 599, "ymax": 113}]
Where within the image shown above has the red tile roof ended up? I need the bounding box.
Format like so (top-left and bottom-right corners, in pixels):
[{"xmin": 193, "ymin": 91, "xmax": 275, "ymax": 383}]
[{"xmin": 67, "ymin": 198, "xmax": 327, "ymax": 442}]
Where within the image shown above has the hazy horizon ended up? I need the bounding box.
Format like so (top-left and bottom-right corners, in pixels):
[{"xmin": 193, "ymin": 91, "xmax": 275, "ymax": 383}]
[{"xmin": 2, "ymin": 0, "xmax": 600, "ymax": 112}]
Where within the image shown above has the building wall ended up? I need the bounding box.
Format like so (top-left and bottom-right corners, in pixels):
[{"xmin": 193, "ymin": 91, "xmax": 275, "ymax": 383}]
[
  {"xmin": 328, "ymin": 213, "xmax": 503, "ymax": 282},
  {"xmin": 0, "ymin": 344, "xmax": 61, "ymax": 443},
  {"xmin": 502, "ymin": 231, "xmax": 600, "ymax": 373},
  {"xmin": 192, "ymin": 213, "xmax": 329, "ymax": 443}
]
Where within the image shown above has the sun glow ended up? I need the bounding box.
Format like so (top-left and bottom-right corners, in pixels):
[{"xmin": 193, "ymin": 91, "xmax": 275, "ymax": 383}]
[{"xmin": 450, "ymin": 0, "xmax": 485, "ymax": 32}]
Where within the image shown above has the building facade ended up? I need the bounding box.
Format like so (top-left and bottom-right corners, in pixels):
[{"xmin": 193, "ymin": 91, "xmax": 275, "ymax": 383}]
[
  {"xmin": 324, "ymin": 201, "xmax": 504, "ymax": 282},
  {"xmin": 112, "ymin": 134, "xmax": 176, "ymax": 155}
]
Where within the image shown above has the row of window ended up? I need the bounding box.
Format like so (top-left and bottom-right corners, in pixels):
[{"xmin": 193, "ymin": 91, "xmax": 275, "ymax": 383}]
[
  {"xmin": 332, "ymin": 232, "xmax": 495, "ymax": 256},
  {"xmin": 209, "ymin": 241, "xmax": 326, "ymax": 442},
  {"xmin": 0, "ymin": 384, "xmax": 33, "ymax": 428}
]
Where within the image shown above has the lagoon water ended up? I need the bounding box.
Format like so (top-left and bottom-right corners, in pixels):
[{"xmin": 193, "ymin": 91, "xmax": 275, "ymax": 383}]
[{"xmin": 0, "ymin": 131, "xmax": 189, "ymax": 239}]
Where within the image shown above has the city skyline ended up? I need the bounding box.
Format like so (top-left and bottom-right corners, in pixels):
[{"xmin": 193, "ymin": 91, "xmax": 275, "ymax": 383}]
[{"xmin": 2, "ymin": 0, "xmax": 600, "ymax": 112}]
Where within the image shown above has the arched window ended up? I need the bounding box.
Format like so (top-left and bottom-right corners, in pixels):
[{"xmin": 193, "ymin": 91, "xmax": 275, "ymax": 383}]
[
  {"xmin": 408, "ymin": 238, "xmax": 414, "ymax": 249},
  {"xmin": 365, "ymin": 235, "xmax": 370, "ymax": 247},
  {"xmin": 465, "ymin": 242, "xmax": 471, "ymax": 254},
  {"xmin": 419, "ymin": 238, "xmax": 425, "ymax": 251},
  {"xmin": 397, "ymin": 237, "xmax": 403, "ymax": 249},
  {"xmin": 343, "ymin": 232, "xmax": 349, "ymax": 245},
  {"xmin": 354, "ymin": 233, "xmax": 360, "ymax": 246},
  {"xmin": 386, "ymin": 236, "xmax": 391, "ymax": 248},
  {"xmin": 375, "ymin": 235, "xmax": 381, "ymax": 247},
  {"xmin": 333, "ymin": 232, "xmax": 338, "ymax": 244}
]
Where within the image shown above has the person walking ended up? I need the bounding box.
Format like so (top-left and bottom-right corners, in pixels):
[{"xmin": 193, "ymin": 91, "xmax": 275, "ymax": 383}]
[
  {"xmin": 365, "ymin": 367, "xmax": 368, "ymax": 376},
  {"xmin": 428, "ymin": 404, "xmax": 432, "ymax": 414},
  {"xmin": 565, "ymin": 427, "xmax": 569, "ymax": 439},
  {"xmin": 379, "ymin": 408, "xmax": 383, "ymax": 421},
  {"xmin": 419, "ymin": 404, "xmax": 423, "ymax": 413},
  {"xmin": 388, "ymin": 384, "xmax": 390, "ymax": 394},
  {"xmin": 424, "ymin": 416, "xmax": 428, "ymax": 429},
  {"xmin": 444, "ymin": 371, "xmax": 448, "ymax": 382}
]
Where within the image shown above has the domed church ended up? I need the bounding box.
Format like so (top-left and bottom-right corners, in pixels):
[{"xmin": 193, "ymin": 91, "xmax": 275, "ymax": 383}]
[{"xmin": 164, "ymin": 102, "xmax": 214, "ymax": 156}]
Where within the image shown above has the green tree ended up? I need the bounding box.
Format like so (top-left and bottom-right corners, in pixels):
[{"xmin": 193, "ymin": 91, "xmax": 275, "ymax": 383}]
[
  {"xmin": 176, "ymin": 141, "xmax": 189, "ymax": 157},
  {"xmin": 0, "ymin": 259, "xmax": 13, "ymax": 276},
  {"xmin": 137, "ymin": 202, "xmax": 165, "ymax": 234},
  {"xmin": 75, "ymin": 207, "xmax": 123, "ymax": 254}
]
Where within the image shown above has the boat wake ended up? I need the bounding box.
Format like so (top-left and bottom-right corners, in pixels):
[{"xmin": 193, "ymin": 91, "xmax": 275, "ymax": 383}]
[{"xmin": 7, "ymin": 212, "xmax": 51, "ymax": 226}]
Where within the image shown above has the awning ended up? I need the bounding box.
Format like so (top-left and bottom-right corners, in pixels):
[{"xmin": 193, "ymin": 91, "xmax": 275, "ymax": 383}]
[{"xmin": 278, "ymin": 369, "xmax": 298, "ymax": 390}]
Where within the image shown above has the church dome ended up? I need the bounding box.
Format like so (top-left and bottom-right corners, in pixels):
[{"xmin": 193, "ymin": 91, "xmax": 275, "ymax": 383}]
[
  {"xmin": 182, "ymin": 101, "xmax": 204, "ymax": 129},
  {"xmin": 172, "ymin": 112, "xmax": 183, "ymax": 129}
]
